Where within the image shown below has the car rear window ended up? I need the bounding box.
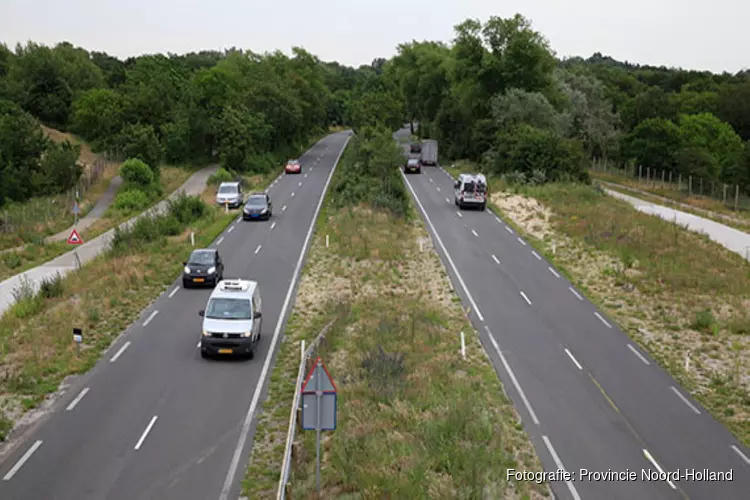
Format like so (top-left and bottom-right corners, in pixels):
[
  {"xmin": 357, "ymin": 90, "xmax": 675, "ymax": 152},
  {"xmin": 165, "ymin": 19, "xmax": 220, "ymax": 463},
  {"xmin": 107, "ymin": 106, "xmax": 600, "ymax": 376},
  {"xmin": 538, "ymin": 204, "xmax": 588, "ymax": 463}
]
[
  {"xmin": 408, "ymin": 159, "xmax": 419, "ymax": 166},
  {"xmin": 463, "ymin": 181, "xmax": 486, "ymax": 193}
]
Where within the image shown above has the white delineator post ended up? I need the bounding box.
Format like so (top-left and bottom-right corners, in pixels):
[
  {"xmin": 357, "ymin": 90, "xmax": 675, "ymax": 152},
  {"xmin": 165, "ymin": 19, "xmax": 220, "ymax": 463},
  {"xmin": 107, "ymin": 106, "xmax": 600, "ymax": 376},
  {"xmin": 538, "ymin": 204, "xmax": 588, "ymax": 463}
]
[{"xmin": 460, "ymin": 331, "xmax": 466, "ymax": 359}]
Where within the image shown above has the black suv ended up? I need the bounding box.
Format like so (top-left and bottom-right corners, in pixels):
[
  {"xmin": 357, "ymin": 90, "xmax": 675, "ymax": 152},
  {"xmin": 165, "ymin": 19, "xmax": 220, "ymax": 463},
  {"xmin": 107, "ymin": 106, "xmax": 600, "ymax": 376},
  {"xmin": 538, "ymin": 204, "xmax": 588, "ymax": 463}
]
[
  {"xmin": 242, "ymin": 193, "xmax": 273, "ymax": 220},
  {"xmin": 410, "ymin": 142, "xmax": 422, "ymax": 153},
  {"xmin": 183, "ymin": 249, "xmax": 224, "ymax": 288}
]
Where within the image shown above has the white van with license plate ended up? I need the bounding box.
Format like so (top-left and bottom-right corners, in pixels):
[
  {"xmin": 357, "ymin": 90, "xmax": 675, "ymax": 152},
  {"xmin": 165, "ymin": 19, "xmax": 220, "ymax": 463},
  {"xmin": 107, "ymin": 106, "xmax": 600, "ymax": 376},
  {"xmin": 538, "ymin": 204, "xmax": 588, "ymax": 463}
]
[
  {"xmin": 198, "ymin": 279, "xmax": 262, "ymax": 359},
  {"xmin": 454, "ymin": 173, "xmax": 487, "ymax": 210}
]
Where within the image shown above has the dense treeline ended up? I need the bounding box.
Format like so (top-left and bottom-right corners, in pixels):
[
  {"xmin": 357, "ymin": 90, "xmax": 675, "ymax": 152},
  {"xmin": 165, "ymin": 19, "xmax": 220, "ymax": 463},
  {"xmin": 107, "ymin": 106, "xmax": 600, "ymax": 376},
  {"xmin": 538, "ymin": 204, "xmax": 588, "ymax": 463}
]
[
  {"xmin": 0, "ymin": 41, "xmax": 397, "ymax": 208},
  {"xmin": 358, "ymin": 14, "xmax": 750, "ymax": 188}
]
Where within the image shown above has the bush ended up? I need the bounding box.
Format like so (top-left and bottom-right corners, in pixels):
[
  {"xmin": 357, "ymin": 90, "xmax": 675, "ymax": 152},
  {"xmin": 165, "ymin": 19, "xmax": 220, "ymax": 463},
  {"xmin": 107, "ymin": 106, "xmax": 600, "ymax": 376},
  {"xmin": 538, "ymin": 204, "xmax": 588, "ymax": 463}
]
[
  {"xmin": 39, "ymin": 273, "xmax": 64, "ymax": 298},
  {"xmin": 120, "ymin": 158, "xmax": 154, "ymax": 188},
  {"xmin": 114, "ymin": 123, "xmax": 164, "ymax": 178},
  {"xmin": 167, "ymin": 194, "xmax": 208, "ymax": 224},
  {"xmin": 207, "ymin": 167, "xmax": 235, "ymax": 186},
  {"xmin": 3, "ymin": 252, "xmax": 22, "ymax": 269},
  {"xmin": 113, "ymin": 188, "xmax": 150, "ymax": 212}
]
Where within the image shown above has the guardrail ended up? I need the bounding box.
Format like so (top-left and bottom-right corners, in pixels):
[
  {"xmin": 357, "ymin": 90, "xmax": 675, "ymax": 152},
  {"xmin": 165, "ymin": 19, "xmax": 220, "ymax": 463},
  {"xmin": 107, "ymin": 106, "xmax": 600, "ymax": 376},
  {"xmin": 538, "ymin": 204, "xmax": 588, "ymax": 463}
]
[{"xmin": 277, "ymin": 317, "xmax": 338, "ymax": 500}]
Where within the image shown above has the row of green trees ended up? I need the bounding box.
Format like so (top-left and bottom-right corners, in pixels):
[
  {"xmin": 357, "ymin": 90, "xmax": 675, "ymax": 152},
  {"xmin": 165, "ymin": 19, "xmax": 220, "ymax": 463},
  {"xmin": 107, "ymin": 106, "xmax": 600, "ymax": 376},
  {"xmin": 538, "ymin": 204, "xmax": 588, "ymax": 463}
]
[
  {"xmin": 348, "ymin": 14, "xmax": 750, "ymax": 188},
  {"xmin": 0, "ymin": 41, "xmax": 403, "ymax": 208}
]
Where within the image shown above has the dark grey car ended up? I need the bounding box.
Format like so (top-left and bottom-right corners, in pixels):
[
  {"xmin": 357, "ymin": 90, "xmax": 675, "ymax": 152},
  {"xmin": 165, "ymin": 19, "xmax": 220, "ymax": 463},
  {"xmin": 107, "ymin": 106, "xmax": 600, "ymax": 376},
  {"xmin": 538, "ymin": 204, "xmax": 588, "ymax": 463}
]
[{"xmin": 242, "ymin": 193, "xmax": 273, "ymax": 221}]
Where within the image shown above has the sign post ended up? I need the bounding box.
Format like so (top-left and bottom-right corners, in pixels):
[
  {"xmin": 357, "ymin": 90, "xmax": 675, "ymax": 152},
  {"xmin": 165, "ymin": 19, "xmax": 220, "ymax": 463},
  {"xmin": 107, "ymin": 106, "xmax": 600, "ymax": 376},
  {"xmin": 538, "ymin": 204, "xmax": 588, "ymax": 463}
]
[
  {"xmin": 73, "ymin": 327, "xmax": 82, "ymax": 355},
  {"xmin": 67, "ymin": 229, "xmax": 84, "ymax": 269},
  {"xmin": 73, "ymin": 201, "xmax": 80, "ymax": 226},
  {"xmin": 301, "ymin": 357, "xmax": 337, "ymax": 496}
]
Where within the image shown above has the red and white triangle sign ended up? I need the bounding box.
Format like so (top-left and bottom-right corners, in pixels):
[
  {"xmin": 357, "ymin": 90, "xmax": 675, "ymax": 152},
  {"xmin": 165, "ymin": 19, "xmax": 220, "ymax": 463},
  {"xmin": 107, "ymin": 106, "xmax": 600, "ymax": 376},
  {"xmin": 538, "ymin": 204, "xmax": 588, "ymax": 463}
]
[{"xmin": 67, "ymin": 229, "xmax": 83, "ymax": 245}]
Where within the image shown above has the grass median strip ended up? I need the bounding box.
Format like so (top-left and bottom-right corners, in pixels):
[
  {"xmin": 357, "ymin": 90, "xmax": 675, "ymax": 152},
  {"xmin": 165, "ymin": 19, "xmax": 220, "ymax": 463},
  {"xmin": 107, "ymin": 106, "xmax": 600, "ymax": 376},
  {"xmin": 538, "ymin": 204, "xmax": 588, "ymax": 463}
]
[
  {"xmin": 0, "ymin": 195, "xmax": 236, "ymax": 441},
  {"xmin": 242, "ymin": 129, "xmax": 548, "ymax": 499},
  {"xmin": 486, "ymin": 179, "xmax": 749, "ymax": 446}
]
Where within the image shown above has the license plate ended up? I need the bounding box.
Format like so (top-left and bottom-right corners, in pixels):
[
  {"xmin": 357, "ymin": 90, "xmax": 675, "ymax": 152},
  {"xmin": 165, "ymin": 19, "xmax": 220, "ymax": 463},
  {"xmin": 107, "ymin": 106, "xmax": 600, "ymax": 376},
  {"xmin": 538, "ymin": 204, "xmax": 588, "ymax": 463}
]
[
  {"xmin": 218, "ymin": 348, "xmax": 233, "ymax": 354},
  {"xmin": 252, "ymin": 214, "xmax": 259, "ymax": 218},
  {"xmin": 193, "ymin": 278, "xmax": 205, "ymax": 283}
]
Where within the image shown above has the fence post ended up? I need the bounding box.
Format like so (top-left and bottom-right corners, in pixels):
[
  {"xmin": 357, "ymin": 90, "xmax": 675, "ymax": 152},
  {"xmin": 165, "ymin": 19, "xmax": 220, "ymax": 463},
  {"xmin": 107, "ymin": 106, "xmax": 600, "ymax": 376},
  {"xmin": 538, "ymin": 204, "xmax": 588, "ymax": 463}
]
[
  {"xmin": 735, "ymin": 185, "xmax": 740, "ymax": 212},
  {"xmin": 723, "ymin": 184, "xmax": 728, "ymax": 204},
  {"xmin": 700, "ymin": 178, "xmax": 703, "ymax": 197},
  {"xmin": 678, "ymin": 174, "xmax": 682, "ymax": 191},
  {"xmin": 689, "ymin": 176, "xmax": 692, "ymax": 196},
  {"xmin": 638, "ymin": 165, "xmax": 642, "ymax": 183}
]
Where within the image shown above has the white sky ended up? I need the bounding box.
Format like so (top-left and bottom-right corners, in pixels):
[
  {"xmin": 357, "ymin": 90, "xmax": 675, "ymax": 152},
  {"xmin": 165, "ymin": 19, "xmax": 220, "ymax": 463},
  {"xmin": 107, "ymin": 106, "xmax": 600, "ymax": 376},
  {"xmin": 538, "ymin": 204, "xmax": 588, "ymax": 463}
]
[{"xmin": 0, "ymin": 0, "xmax": 747, "ymax": 74}]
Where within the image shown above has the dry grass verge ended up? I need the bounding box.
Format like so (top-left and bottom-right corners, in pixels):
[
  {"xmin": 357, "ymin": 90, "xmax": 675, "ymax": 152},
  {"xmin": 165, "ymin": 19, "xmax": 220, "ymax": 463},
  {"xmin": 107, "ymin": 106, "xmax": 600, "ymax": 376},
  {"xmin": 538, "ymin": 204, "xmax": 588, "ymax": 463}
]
[
  {"xmin": 242, "ymin": 183, "xmax": 548, "ymax": 497},
  {"xmin": 489, "ymin": 182, "xmax": 750, "ymax": 446}
]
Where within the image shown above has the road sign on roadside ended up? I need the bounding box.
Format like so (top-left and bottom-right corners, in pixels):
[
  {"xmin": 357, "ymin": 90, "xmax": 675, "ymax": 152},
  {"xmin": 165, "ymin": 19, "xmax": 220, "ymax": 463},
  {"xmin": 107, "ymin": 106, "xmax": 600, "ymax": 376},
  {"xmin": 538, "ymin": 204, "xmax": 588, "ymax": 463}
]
[
  {"xmin": 300, "ymin": 357, "xmax": 337, "ymax": 494},
  {"xmin": 67, "ymin": 229, "xmax": 83, "ymax": 245},
  {"xmin": 73, "ymin": 202, "xmax": 80, "ymax": 215}
]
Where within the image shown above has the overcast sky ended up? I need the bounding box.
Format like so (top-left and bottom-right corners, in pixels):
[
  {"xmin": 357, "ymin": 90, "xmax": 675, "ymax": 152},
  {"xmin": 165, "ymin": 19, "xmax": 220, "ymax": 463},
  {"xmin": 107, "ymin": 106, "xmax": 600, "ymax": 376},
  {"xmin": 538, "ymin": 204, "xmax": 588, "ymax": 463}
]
[{"xmin": 0, "ymin": 0, "xmax": 747, "ymax": 74}]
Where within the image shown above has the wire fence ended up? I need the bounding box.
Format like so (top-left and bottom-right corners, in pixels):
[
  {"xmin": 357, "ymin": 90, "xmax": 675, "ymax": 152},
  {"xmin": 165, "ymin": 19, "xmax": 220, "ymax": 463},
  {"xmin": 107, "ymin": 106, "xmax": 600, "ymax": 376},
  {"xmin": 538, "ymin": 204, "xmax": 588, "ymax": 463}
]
[
  {"xmin": 1, "ymin": 156, "xmax": 112, "ymax": 235},
  {"xmin": 277, "ymin": 317, "xmax": 338, "ymax": 500},
  {"xmin": 590, "ymin": 158, "xmax": 750, "ymax": 214}
]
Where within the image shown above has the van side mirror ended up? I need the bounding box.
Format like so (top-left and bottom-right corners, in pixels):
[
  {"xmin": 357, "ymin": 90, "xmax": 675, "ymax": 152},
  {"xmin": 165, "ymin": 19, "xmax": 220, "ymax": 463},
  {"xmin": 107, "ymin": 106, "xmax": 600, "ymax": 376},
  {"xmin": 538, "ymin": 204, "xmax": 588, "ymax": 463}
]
[
  {"xmin": 253, "ymin": 311, "xmax": 262, "ymax": 319},
  {"xmin": 199, "ymin": 310, "xmax": 205, "ymax": 317}
]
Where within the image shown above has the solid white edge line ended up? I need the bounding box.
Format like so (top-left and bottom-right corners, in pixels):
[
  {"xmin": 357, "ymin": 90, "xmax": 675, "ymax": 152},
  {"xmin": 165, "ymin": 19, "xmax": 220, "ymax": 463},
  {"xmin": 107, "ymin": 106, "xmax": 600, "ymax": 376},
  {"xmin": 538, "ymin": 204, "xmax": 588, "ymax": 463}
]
[
  {"xmin": 219, "ymin": 136, "xmax": 351, "ymax": 500},
  {"xmin": 643, "ymin": 449, "xmax": 676, "ymax": 489},
  {"xmin": 542, "ymin": 436, "xmax": 581, "ymax": 500},
  {"xmin": 516, "ymin": 237, "xmax": 526, "ymax": 246},
  {"xmin": 471, "ymin": 229, "xmax": 478, "ymax": 237},
  {"xmin": 568, "ymin": 286, "xmax": 583, "ymax": 300},
  {"xmin": 270, "ymin": 222, "xmax": 276, "ymax": 230},
  {"xmin": 66, "ymin": 387, "xmax": 90, "ymax": 411},
  {"xmin": 168, "ymin": 286, "xmax": 179, "ymax": 298},
  {"xmin": 731, "ymin": 445, "xmax": 750, "ymax": 465},
  {"xmin": 520, "ymin": 291, "xmax": 532, "ymax": 306},
  {"xmin": 505, "ymin": 225, "xmax": 513, "ymax": 233},
  {"xmin": 492, "ymin": 254, "xmax": 500, "ymax": 264},
  {"xmin": 531, "ymin": 250, "xmax": 542, "ymax": 260},
  {"xmin": 594, "ymin": 311, "xmax": 612, "ymax": 328},
  {"xmin": 254, "ymin": 245, "xmax": 262, "ymax": 255},
  {"xmin": 627, "ymin": 344, "xmax": 651, "ymax": 365},
  {"xmin": 2, "ymin": 440, "xmax": 43, "ymax": 481},
  {"xmin": 217, "ymin": 236, "xmax": 225, "ymax": 246},
  {"xmin": 143, "ymin": 310, "xmax": 159, "ymax": 327},
  {"xmin": 485, "ymin": 326, "xmax": 540, "ymax": 425},
  {"xmin": 669, "ymin": 386, "xmax": 701, "ymax": 414},
  {"xmin": 109, "ymin": 341, "xmax": 131, "ymax": 363},
  {"xmin": 494, "ymin": 216, "xmax": 502, "ymax": 224},
  {"xmin": 282, "ymin": 205, "xmax": 287, "ymax": 211},
  {"xmin": 548, "ymin": 267, "xmax": 560, "ymax": 278},
  {"xmin": 401, "ymin": 171, "xmax": 484, "ymax": 322},
  {"xmin": 228, "ymin": 225, "xmax": 235, "ymax": 233},
  {"xmin": 134, "ymin": 416, "xmax": 158, "ymax": 450},
  {"xmin": 564, "ymin": 348, "xmax": 583, "ymax": 370}
]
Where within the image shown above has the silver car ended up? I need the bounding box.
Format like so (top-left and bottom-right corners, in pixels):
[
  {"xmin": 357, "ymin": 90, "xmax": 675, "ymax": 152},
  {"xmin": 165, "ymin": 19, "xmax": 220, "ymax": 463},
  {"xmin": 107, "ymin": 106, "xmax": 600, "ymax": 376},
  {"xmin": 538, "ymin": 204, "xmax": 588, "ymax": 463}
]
[{"xmin": 216, "ymin": 181, "xmax": 243, "ymax": 208}]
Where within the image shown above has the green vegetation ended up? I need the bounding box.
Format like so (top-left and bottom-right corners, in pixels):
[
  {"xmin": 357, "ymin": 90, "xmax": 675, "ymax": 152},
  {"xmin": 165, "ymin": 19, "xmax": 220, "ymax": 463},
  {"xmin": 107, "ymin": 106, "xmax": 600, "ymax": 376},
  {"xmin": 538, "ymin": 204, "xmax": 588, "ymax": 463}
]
[
  {"xmin": 0, "ymin": 194, "xmax": 233, "ymax": 438},
  {"xmin": 243, "ymin": 133, "xmax": 547, "ymax": 498}
]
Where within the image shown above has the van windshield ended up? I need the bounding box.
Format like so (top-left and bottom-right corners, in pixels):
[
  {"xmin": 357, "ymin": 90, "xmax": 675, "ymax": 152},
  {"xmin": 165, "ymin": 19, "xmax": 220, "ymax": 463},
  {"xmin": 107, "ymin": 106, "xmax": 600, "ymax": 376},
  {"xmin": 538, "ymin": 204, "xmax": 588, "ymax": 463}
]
[{"xmin": 206, "ymin": 298, "xmax": 252, "ymax": 320}]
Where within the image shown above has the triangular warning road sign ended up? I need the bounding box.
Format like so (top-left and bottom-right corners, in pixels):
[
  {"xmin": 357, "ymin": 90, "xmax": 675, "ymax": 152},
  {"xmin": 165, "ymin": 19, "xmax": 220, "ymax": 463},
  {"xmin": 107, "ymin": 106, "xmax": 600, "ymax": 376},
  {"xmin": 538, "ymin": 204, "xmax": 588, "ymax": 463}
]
[
  {"xmin": 301, "ymin": 357, "xmax": 337, "ymax": 393},
  {"xmin": 67, "ymin": 229, "xmax": 83, "ymax": 245}
]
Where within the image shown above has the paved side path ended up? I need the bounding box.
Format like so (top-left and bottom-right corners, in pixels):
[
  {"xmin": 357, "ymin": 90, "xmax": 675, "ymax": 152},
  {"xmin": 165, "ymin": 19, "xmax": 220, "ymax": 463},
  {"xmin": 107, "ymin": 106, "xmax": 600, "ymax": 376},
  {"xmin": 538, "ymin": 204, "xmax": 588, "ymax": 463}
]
[
  {"xmin": 605, "ymin": 187, "xmax": 750, "ymax": 261},
  {"xmin": 46, "ymin": 175, "xmax": 124, "ymax": 243},
  {"xmin": 0, "ymin": 166, "xmax": 217, "ymax": 317}
]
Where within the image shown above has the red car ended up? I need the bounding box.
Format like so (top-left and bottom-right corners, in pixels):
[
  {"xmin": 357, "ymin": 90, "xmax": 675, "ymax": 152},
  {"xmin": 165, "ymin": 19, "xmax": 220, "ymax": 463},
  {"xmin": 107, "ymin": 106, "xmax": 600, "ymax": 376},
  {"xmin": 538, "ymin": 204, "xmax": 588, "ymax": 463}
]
[{"xmin": 285, "ymin": 159, "xmax": 301, "ymax": 174}]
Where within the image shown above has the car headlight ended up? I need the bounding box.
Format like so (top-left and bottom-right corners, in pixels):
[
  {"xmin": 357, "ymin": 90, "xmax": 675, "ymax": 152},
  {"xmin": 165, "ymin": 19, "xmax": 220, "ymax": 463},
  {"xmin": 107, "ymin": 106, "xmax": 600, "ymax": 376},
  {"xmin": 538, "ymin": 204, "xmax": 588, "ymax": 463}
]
[
  {"xmin": 202, "ymin": 330, "xmax": 211, "ymax": 337},
  {"xmin": 260, "ymin": 208, "xmax": 267, "ymax": 214},
  {"xmin": 243, "ymin": 330, "xmax": 253, "ymax": 337},
  {"xmin": 184, "ymin": 266, "xmax": 191, "ymax": 273},
  {"xmin": 208, "ymin": 266, "xmax": 216, "ymax": 274}
]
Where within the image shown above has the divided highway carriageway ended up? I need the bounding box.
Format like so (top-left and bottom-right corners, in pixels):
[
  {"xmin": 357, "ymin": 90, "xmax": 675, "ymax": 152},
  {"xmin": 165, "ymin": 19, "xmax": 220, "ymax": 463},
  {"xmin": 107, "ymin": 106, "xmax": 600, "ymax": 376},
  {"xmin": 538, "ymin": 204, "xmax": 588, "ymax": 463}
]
[
  {"xmin": 0, "ymin": 131, "xmax": 351, "ymax": 500},
  {"xmin": 396, "ymin": 127, "xmax": 749, "ymax": 500}
]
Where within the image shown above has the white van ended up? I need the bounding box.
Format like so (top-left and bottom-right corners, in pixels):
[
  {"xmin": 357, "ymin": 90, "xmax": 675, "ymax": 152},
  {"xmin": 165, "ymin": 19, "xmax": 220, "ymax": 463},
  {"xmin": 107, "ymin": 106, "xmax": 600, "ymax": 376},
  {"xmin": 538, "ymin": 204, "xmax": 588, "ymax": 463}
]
[
  {"xmin": 198, "ymin": 279, "xmax": 262, "ymax": 359},
  {"xmin": 454, "ymin": 173, "xmax": 487, "ymax": 210}
]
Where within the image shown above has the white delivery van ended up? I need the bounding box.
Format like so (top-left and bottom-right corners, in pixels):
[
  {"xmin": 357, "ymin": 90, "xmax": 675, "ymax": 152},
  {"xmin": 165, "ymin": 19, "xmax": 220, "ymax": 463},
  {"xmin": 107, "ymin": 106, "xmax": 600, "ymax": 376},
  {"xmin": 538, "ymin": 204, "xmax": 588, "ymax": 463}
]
[
  {"xmin": 454, "ymin": 173, "xmax": 488, "ymax": 210},
  {"xmin": 198, "ymin": 279, "xmax": 262, "ymax": 359}
]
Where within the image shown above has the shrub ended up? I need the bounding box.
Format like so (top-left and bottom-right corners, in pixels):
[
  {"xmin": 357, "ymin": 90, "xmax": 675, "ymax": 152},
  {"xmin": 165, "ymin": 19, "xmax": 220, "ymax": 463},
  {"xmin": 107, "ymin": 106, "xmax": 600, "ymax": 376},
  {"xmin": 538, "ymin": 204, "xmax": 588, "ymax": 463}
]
[
  {"xmin": 168, "ymin": 194, "xmax": 207, "ymax": 224},
  {"xmin": 115, "ymin": 123, "xmax": 164, "ymax": 177},
  {"xmin": 113, "ymin": 188, "xmax": 150, "ymax": 212},
  {"xmin": 39, "ymin": 273, "xmax": 64, "ymax": 298},
  {"xmin": 120, "ymin": 158, "xmax": 154, "ymax": 188},
  {"xmin": 692, "ymin": 309, "xmax": 716, "ymax": 333},
  {"xmin": 3, "ymin": 252, "xmax": 22, "ymax": 269},
  {"xmin": 207, "ymin": 167, "xmax": 235, "ymax": 186}
]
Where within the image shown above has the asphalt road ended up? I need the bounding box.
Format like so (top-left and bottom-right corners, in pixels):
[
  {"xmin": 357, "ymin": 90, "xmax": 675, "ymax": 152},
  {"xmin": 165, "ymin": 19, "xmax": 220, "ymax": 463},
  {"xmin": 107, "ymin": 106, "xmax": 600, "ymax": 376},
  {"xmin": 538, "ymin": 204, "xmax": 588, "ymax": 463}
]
[
  {"xmin": 397, "ymin": 129, "xmax": 750, "ymax": 499},
  {"xmin": 0, "ymin": 131, "xmax": 351, "ymax": 500}
]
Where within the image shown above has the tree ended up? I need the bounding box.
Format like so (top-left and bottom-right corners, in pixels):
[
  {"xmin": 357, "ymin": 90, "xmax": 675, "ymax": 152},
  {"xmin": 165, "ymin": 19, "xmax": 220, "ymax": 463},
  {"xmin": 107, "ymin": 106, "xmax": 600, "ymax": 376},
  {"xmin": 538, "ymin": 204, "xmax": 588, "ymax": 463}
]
[
  {"xmin": 619, "ymin": 86, "xmax": 675, "ymax": 131},
  {"xmin": 115, "ymin": 124, "xmax": 165, "ymax": 175},
  {"xmin": 621, "ymin": 118, "xmax": 681, "ymax": 173},
  {"xmin": 72, "ymin": 88, "xmax": 127, "ymax": 145},
  {"xmin": 676, "ymin": 113, "xmax": 744, "ymax": 181},
  {"xmin": 491, "ymin": 88, "xmax": 565, "ymax": 134},
  {"xmin": 716, "ymin": 82, "xmax": 750, "ymax": 141},
  {"xmin": 214, "ymin": 105, "xmax": 271, "ymax": 172}
]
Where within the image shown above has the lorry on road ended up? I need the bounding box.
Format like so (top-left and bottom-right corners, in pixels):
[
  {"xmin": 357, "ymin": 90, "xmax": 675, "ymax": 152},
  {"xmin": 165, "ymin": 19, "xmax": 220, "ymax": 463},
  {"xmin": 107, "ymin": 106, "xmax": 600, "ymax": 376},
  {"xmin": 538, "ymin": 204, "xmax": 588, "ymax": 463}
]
[{"xmin": 420, "ymin": 139, "xmax": 438, "ymax": 166}]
